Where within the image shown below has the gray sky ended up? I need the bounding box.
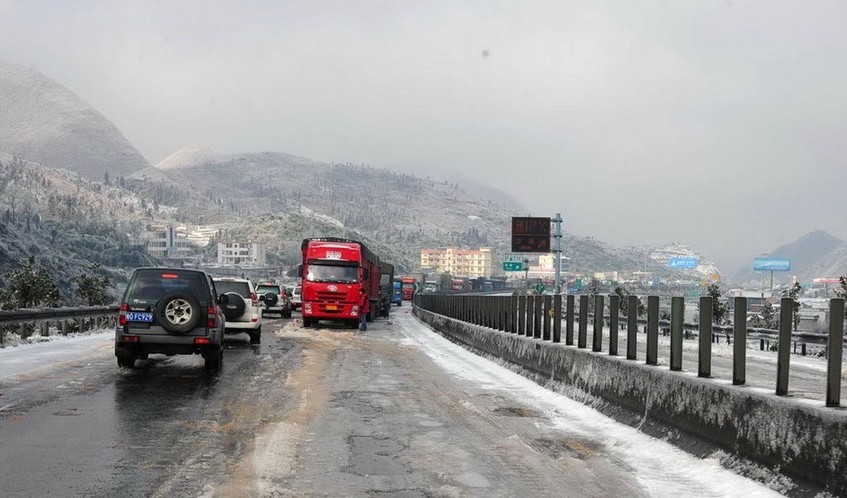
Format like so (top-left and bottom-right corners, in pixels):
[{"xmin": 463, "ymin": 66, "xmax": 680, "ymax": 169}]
[{"xmin": 2, "ymin": 0, "xmax": 846, "ymax": 275}]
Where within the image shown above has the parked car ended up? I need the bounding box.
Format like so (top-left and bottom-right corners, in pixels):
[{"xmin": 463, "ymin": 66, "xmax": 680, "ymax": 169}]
[
  {"xmin": 115, "ymin": 267, "xmax": 226, "ymax": 370},
  {"xmin": 255, "ymin": 283, "xmax": 293, "ymax": 318},
  {"xmin": 212, "ymin": 277, "xmax": 263, "ymax": 344},
  {"xmin": 291, "ymin": 284, "xmax": 302, "ymax": 310}
]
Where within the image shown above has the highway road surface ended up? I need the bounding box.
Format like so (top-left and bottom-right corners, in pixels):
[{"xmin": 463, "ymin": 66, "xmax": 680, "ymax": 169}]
[{"xmin": 0, "ymin": 309, "xmax": 788, "ymax": 497}]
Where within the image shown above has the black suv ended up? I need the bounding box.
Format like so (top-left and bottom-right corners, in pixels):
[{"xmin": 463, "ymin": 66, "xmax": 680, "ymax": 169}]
[{"xmin": 115, "ymin": 268, "xmax": 227, "ymax": 370}]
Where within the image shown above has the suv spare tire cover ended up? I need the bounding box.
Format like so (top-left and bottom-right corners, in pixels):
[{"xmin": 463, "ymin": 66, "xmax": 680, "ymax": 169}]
[
  {"xmin": 154, "ymin": 291, "xmax": 202, "ymax": 334},
  {"xmin": 222, "ymin": 292, "xmax": 246, "ymax": 320},
  {"xmin": 263, "ymin": 291, "xmax": 278, "ymax": 307}
]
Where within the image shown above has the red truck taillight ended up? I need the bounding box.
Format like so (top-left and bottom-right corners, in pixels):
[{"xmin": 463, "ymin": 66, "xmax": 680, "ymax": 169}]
[
  {"xmin": 118, "ymin": 303, "xmax": 129, "ymax": 326},
  {"xmin": 207, "ymin": 307, "xmax": 218, "ymax": 328}
]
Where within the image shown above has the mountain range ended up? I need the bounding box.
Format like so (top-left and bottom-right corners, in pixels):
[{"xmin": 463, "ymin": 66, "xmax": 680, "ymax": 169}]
[{"xmin": 2, "ymin": 59, "xmax": 847, "ymax": 298}]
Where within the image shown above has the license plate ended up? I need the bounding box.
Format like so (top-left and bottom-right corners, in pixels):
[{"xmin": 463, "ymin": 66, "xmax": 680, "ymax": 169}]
[
  {"xmin": 325, "ymin": 305, "xmax": 337, "ymax": 311},
  {"xmin": 126, "ymin": 312, "xmax": 153, "ymax": 323}
]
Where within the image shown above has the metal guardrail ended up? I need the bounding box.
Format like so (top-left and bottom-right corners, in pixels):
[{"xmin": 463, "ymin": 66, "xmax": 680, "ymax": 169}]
[
  {"xmin": 414, "ymin": 293, "xmax": 847, "ymax": 408},
  {"xmin": 0, "ymin": 305, "xmax": 119, "ymax": 346}
]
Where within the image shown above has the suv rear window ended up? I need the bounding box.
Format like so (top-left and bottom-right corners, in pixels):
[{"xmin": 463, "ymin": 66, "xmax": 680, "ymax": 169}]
[
  {"xmin": 256, "ymin": 284, "xmax": 282, "ymax": 294},
  {"xmin": 215, "ymin": 280, "xmax": 251, "ymax": 297},
  {"xmin": 125, "ymin": 270, "xmax": 210, "ymax": 307}
]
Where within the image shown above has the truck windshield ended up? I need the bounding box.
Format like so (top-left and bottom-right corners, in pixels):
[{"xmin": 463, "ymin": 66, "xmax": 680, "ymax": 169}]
[{"xmin": 306, "ymin": 265, "xmax": 358, "ymax": 283}]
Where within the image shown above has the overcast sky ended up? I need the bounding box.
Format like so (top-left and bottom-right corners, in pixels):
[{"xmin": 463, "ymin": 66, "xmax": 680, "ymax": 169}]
[{"xmin": 2, "ymin": 0, "xmax": 846, "ymax": 275}]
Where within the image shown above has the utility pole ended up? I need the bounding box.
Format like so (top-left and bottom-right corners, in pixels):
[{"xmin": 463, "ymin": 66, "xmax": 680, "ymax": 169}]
[{"xmin": 552, "ymin": 213, "xmax": 563, "ymax": 294}]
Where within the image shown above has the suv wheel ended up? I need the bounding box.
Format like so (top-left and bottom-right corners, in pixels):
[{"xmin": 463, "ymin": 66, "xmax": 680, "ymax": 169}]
[
  {"xmin": 263, "ymin": 292, "xmax": 279, "ymax": 307},
  {"xmin": 204, "ymin": 346, "xmax": 223, "ymax": 371},
  {"xmin": 154, "ymin": 291, "xmax": 202, "ymax": 334},
  {"xmin": 249, "ymin": 330, "xmax": 262, "ymax": 345},
  {"xmin": 221, "ymin": 292, "xmax": 246, "ymax": 321},
  {"xmin": 117, "ymin": 356, "xmax": 136, "ymax": 369}
]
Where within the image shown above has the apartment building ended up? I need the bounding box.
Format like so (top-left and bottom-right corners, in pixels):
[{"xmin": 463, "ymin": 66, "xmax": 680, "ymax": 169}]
[
  {"xmin": 420, "ymin": 247, "xmax": 492, "ymax": 278},
  {"xmin": 217, "ymin": 242, "xmax": 266, "ymax": 267},
  {"xmin": 142, "ymin": 224, "xmax": 195, "ymax": 260}
]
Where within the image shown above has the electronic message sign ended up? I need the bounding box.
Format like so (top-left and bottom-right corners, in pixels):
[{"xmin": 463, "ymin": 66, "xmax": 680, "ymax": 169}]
[
  {"xmin": 511, "ymin": 217, "xmax": 551, "ymax": 253},
  {"xmin": 753, "ymin": 258, "xmax": 791, "ymax": 271}
]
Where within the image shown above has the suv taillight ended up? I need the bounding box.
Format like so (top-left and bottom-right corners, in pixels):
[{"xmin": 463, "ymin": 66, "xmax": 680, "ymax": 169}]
[
  {"xmin": 118, "ymin": 303, "xmax": 128, "ymax": 326},
  {"xmin": 250, "ymin": 292, "xmax": 258, "ymax": 306},
  {"xmin": 207, "ymin": 307, "xmax": 218, "ymax": 328}
]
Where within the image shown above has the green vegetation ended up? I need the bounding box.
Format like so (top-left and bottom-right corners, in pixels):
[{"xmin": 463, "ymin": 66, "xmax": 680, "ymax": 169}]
[{"xmin": 0, "ymin": 256, "xmax": 60, "ymax": 309}]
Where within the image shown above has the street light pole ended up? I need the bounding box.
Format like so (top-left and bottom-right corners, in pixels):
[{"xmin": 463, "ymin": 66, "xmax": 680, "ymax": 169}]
[
  {"xmin": 552, "ymin": 213, "xmax": 563, "ymax": 294},
  {"xmin": 524, "ymin": 258, "xmax": 529, "ymax": 287}
]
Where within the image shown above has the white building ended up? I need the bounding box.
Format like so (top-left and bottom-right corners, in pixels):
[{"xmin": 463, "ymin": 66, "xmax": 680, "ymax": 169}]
[
  {"xmin": 217, "ymin": 242, "xmax": 266, "ymax": 267},
  {"xmin": 142, "ymin": 224, "xmax": 195, "ymax": 260}
]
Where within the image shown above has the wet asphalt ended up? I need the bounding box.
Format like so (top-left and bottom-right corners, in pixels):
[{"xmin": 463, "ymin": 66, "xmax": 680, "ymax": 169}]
[{"xmin": 0, "ymin": 316, "xmax": 302, "ymax": 497}]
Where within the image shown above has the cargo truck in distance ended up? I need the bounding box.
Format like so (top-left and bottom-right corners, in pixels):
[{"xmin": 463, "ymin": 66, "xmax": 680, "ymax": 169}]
[
  {"xmin": 299, "ymin": 238, "xmax": 383, "ymax": 328},
  {"xmin": 400, "ymin": 273, "xmax": 425, "ymax": 301},
  {"xmin": 400, "ymin": 277, "xmax": 416, "ymax": 301}
]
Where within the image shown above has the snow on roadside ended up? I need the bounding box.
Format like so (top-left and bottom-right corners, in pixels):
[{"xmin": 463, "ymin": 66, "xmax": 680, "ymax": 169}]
[
  {"xmin": 0, "ymin": 329, "xmax": 112, "ymax": 382},
  {"xmin": 394, "ymin": 313, "xmax": 788, "ymax": 497}
]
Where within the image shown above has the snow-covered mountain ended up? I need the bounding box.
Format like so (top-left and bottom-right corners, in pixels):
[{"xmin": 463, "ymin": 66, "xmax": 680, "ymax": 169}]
[{"xmin": 0, "ymin": 60, "xmax": 149, "ymax": 180}]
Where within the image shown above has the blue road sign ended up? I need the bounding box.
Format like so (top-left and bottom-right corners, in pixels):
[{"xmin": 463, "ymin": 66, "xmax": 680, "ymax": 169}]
[
  {"xmin": 753, "ymin": 258, "xmax": 791, "ymax": 271},
  {"xmin": 668, "ymin": 257, "xmax": 698, "ymax": 269}
]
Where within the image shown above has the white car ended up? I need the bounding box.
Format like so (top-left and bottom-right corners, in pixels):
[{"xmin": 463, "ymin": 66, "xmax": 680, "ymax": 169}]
[
  {"xmin": 212, "ymin": 277, "xmax": 263, "ymax": 344},
  {"xmin": 291, "ymin": 285, "xmax": 302, "ymax": 310}
]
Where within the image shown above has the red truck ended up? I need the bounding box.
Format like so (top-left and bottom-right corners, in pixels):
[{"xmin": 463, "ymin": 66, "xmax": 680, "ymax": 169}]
[
  {"xmin": 300, "ymin": 237, "xmax": 382, "ymax": 328},
  {"xmin": 400, "ymin": 277, "xmax": 417, "ymax": 301}
]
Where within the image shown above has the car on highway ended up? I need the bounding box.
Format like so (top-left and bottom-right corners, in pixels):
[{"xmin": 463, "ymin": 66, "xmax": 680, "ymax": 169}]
[
  {"xmin": 212, "ymin": 277, "xmax": 263, "ymax": 344},
  {"xmin": 115, "ymin": 267, "xmax": 227, "ymax": 370},
  {"xmin": 255, "ymin": 282, "xmax": 293, "ymax": 318},
  {"xmin": 291, "ymin": 284, "xmax": 302, "ymax": 310}
]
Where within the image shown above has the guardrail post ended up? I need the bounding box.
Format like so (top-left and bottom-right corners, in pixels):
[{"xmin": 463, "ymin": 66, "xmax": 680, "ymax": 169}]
[
  {"xmin": 592, "ymin": 295, "xmax": 604, "ymax": 352},
  {"xmin": 553, "ymin": 294, "xmax": 562, "ymax": 343},
  {"xmin": 526, "ymin": 296, "xmax": 535, "ymax": 337},
  {"xmin": 518, "ymin": 296, "xmax": 526, "ymax": 335},
  {"xmin": 776, "ymin": 297, "xmax": 794, "ymax": 395},
  {"xmin": 543, "ymin": 295, "xmax": 552, "ymax": 341},
  {"xmin": 506, "ymin": 295, "xmax": 514, "ymax": 333},
  {"xmin": 646, "ymin": 296, "xmax": 658, "ymax": 365},
  {"xmin": 565, "ymin": 295, "xmax": 575, "ymax": 345},
  {"xmin": 670, "ymin": 296, "xmax": 684, "ymax": 371},
  {"xmin": 495, "ymin": 297, "xmax": 503, "ymax": 331},
  {"xmin": 699, "ymin": 296, "xmax": 713, "ymax": 378},
  {"xmin": 627, "ymin": 296, "xmax": 638, "ymax": 360},
  {"xmin": 733, "ymin": 297, "xmax": 747, "ymax": 385},
  {"xmin": 578, "ymin": 295, "xmax": 588, "ymax": 348},
  {"xmin": 609, "ymin": 295, "xmax": 619, "ymax": 356},
  {"xmin": 534, "ymin": 295, "xmax": 543, "ymax": 339},
  {"xmin": 826, "ymin": 298, "xmax": 844, "ymax": 407}
]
